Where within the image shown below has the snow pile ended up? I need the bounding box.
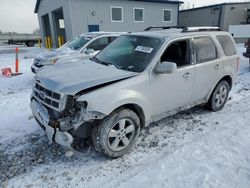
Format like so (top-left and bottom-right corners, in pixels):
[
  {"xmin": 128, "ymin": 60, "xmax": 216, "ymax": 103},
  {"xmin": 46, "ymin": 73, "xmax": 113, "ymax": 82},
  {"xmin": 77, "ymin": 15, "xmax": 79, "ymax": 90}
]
[
  {"xmin": 0, "ymin": 46, "xmax": 42, "ymax": 142},
  {"xmin": 0, "ymin": 45, "xmax": 250, "ymax": 188}
]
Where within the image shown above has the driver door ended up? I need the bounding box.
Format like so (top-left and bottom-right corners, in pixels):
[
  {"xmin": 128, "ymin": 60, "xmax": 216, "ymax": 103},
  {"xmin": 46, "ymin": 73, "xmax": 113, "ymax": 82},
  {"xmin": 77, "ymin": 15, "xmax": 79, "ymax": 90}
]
[{"xmin": 149, "ymin": 39, "xmax": 195, "ymax": 117}]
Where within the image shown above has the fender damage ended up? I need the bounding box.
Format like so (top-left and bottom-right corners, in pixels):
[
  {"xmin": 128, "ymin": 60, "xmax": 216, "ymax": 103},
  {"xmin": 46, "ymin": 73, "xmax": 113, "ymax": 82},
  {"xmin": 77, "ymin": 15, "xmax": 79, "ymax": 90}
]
[{"xmin": 31, "ymin": 60, "xmax": 138, "ymax": 148}]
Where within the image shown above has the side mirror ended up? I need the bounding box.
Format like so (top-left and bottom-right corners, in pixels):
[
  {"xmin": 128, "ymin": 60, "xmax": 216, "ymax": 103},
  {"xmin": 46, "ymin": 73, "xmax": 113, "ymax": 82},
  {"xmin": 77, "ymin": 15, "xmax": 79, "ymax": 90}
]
[
  {"xmin": 84, "ymin": 48, "xmax": 95, "ymax": 54},
  {"xmin": 155, "ymin": 61, "xmax": 177, "ymax": 74}
]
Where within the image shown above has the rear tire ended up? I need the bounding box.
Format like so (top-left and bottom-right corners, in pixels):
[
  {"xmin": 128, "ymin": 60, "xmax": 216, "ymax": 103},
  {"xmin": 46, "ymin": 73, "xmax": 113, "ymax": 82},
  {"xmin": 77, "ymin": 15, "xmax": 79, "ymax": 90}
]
[
  {"xmin": 92, "ymin": 108, "xmax": 140, "ymax": 158},
  {"xmin": 26, "ymin": 41, "xmax": 35, "ymax": 47},
  {"xmin": 207, "ymin": 80, "xmax": 230, "ymax": 112}
]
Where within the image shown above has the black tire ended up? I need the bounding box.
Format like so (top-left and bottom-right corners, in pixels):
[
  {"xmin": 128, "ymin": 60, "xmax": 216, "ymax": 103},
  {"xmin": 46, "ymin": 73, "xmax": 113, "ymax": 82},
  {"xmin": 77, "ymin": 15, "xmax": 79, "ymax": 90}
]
[
  {"xmin": 92, "ymin": 108, "xmax": 140, "ymax": 158},
  {"xmin": 207, "ymin": 80, "xmax": 230, "ymax": 112},
  {"xmin": 26, "ymin": 41, "xmax": 35, "ymax": 47}
]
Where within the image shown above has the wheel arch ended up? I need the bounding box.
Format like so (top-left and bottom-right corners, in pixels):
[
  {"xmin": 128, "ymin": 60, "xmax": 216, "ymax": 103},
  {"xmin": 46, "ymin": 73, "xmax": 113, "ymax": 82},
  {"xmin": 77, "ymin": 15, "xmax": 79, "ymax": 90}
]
[
  {"xmin": 80, "ymin": 89, "xmax": 151, "ymax": 127},
  {"xmin": 207, "ymin": 75, "xmax": 232, "ymax": 102},
  {"xmin": 221, "ymin": 75, "xmax": 232, "ymax": 90},
  {"xmin": 111, "ymin": 103, "xmax": 146, "ymax": 129}
]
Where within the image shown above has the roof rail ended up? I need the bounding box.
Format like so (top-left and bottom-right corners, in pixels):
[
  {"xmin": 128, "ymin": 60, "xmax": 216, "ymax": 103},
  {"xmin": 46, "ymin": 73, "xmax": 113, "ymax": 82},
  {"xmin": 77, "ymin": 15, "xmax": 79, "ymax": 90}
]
[
  {"xmin": 144, "ymin": 26, "xmax": 186, "ymax": 31},
  {"xmin": 144, "ymin": 26, "xmax": 220, "ymax": 33},
  {"xmin": 182, "ymin": 27, "xmax": 220, "ymax": 32}
]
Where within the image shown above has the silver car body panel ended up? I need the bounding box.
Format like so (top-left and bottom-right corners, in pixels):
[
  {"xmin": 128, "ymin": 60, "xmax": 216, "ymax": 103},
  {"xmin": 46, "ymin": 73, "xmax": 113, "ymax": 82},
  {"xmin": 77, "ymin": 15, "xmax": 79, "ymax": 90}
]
[
  {"xmin": 31, "ymin": 29, "xmax": 239, "ymax": 147},
  {"xmin": 36, "ymin": 60, "xmax": 138, "ymax": 95},
  {"xmin": 54, "ymin": 51, "xmax": 99, "ymax": 65}
]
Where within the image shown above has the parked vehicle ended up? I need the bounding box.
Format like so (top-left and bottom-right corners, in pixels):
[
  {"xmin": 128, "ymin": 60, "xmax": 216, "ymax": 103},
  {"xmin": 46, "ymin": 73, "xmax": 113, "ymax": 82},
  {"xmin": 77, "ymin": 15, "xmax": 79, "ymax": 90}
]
[
  {"xmin": 243, "ymin": 38, "xmax": 250, "ymax": 64},
  {"xmin": 31, "ymin": 32, "xmax": 123, "ymax": 73},
  {"xmin": 0, "ymin": 33, "xmax": 40, "ymax": 47},
  {"xmin": 8, "ymin": 38, "xmax": 39, "ymax": 47},
  {"xmin": 30, "ymin": 27, "xmax": 239, "ymax": 158}
]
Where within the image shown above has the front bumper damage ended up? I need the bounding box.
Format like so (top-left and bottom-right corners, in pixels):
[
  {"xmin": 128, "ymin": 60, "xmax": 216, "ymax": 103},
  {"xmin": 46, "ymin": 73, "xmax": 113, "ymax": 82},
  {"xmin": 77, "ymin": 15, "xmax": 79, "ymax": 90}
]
[{"xmin": 30, "ymin": 99, "xmax": 73, "ymax": 148}]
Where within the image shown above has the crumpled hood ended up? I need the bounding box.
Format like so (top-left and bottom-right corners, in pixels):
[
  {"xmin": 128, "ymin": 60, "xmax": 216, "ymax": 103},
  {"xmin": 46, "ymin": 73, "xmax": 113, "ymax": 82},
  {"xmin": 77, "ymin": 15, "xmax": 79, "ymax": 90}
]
[{"xmin": 36, "ymin": 60, "xmax": 138, "ymax": 95}]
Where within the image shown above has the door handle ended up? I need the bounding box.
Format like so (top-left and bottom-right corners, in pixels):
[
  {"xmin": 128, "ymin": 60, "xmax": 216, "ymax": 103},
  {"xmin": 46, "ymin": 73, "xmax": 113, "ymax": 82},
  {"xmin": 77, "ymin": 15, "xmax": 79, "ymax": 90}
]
[
  {"xmin": 214, "ymin": 64, "xmax": 219, "ymax": 70},
  {"xmin": 183, "ymin": 72, "xmax": 191, "ymax": 78}
]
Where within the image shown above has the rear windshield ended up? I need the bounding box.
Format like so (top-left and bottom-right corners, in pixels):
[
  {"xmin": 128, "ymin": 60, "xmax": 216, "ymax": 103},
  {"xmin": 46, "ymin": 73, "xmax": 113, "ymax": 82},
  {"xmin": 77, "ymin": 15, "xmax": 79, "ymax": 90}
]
[{"xmin": 216, "ymin": 35, "xmax": 236, "ymax": 56}]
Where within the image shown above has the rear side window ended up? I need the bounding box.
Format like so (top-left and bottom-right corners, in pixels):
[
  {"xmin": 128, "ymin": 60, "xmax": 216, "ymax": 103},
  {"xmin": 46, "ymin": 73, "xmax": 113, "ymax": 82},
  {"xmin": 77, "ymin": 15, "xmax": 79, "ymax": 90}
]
[
  {"xmin": 193, "ymin": 37, "xmax": 217, "ymax": 63},
  {"xmin": 216, "ymin": 35, "xmax": 236, "ymax": 56}
]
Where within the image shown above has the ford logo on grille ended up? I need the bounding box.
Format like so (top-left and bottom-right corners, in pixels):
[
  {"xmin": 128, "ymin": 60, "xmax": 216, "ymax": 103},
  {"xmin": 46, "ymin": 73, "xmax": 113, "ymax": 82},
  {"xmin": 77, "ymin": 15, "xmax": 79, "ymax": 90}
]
[{"xmin": 38, "ymin": 91, "xmax": 46, "ymax": 100}]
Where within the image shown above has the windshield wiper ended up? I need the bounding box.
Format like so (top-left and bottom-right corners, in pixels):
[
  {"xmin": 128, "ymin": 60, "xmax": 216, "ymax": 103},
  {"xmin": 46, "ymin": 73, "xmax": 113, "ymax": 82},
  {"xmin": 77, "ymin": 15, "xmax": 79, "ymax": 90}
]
[
  {"xmin": 90, "ymin": 57, "xmax": 121, "ymax": 69},
  {"xmin": 90, "ymin": 56, "xmax": 102, "ymax": 64}
]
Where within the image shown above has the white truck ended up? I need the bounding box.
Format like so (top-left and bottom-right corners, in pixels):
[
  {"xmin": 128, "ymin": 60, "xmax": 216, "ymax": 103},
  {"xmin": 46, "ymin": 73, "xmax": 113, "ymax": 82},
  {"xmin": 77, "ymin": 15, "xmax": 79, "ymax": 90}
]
[{"xmin": 0, "ymin": 33, "xmax": 40, "ymax": 47}]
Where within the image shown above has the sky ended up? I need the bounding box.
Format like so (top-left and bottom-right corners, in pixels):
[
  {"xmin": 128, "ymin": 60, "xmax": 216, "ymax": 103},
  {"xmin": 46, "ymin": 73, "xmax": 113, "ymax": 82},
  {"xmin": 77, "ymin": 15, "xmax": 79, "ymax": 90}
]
[
  {"xmin": 0, "ymin": 0, "xmax": 249, "ymax": 33},
  {"xmin": 0, "ymin": 0, "xmax": 39, "ymax": 33}
]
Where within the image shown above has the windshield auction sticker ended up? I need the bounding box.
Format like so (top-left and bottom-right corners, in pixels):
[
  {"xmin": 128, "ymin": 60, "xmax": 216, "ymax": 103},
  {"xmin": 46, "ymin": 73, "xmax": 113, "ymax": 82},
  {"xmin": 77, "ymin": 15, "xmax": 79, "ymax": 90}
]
[{"xmin": 135, "ymin": 46, "xmax": 153, "ymax": 53}]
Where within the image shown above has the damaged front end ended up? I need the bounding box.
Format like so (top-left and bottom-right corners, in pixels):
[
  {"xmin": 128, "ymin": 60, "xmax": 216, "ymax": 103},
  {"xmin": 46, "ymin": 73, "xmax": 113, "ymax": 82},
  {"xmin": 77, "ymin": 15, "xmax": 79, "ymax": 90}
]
[{"xmin": 30, "ymin": 81, "xmax": 106, "ymax": 148}]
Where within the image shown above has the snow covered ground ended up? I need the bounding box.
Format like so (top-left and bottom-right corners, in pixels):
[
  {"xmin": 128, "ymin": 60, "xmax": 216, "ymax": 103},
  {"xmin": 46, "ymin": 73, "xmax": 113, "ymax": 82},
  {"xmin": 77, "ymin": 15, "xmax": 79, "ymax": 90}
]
[{"xmin": 0, "ymin": 44, "xmax": 250, "ymax": 188}]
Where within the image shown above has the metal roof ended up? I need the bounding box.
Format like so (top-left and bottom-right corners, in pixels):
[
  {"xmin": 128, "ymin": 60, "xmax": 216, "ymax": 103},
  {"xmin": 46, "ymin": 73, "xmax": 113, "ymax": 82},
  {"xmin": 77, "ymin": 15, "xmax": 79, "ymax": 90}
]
[
  {"xmin": 34, "ymin": 0, "xmax": 183, "ymax": 13},
  {"xmin": 180, "ymin": 2, "xmax": 250, "ymax": 12}
]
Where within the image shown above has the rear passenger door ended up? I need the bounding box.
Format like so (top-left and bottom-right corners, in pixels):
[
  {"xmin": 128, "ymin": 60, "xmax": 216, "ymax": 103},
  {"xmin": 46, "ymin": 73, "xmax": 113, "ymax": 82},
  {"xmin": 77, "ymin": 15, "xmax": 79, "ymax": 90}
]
[{"xmin": 191, "ymin": 36, "xmax": 224, "ymax": 103}]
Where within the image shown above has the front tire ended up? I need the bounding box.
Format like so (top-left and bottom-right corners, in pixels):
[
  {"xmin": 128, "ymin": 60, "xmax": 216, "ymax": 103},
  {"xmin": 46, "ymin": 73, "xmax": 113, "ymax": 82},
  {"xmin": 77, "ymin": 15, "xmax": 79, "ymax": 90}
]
[
  {"xmin": 207, "ymin": 80, "xmax": 230, "ymax": 112},
  {"xmin": 92, "ymin": 108, "xmax": 140, "ymax": 158}
]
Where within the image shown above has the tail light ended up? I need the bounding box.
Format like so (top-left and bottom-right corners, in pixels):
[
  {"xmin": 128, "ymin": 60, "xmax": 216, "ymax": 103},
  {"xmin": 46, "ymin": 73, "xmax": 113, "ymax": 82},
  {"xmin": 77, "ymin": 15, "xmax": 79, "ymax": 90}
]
[{"xmin": 237, "ymin": 57, "xmax": 240, "ymax": 72}]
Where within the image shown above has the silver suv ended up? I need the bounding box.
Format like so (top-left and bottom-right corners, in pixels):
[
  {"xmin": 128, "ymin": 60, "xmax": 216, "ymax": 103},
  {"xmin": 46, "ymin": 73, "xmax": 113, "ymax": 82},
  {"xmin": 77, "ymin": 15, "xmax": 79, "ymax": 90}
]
[
  {"xmin": 30, "ymin": 27, "xmax": 239, "ymax": 158},
  {"xmin": 31, "ymin": 32, "xmax": 123, "ymax": 73}
]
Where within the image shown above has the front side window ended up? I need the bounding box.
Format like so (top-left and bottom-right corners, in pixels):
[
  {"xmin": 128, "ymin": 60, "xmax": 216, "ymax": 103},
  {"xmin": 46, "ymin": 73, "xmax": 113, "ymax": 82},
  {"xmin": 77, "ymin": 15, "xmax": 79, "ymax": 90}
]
[
  {"xmin": 94, "ymin": 35, "xmax": 163, "ymax": 72},
  {"xmin": 134, "ymin": 8, "xmax": 144, "ymax": 22},
  {"xmin": 161, "ymin": 40, "xmax": 191, "ymax": 68},
  {"xmin": 87, "ymin": 37, "xmax": 109, "ymax": 51},
  {"xmin": 163, "ymin": 9, "xmax": 172, "ymax": 22},
  {"xmin": 193, "ymin": 37, "xmax": 217, "ymax": 63},
  {"xmin": 216, "ymin": 35, "xmax": 236, "ymax": 56},
  {"xmin": 111, "ymin": 7, "xmax": 123, "ymax": 22},
  {"xmin": 62, "ymin": 36, "xmax": 90, "ymax": 51}
]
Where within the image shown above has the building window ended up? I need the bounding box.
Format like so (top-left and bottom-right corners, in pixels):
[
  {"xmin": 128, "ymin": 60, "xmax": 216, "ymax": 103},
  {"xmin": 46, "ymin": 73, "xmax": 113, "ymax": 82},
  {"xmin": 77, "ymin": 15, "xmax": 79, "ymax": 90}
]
[
  {"xmin": 134, "ymin": 8, "xmax": 144, "ymax": 22},
  {"xmin": 163, "ymin": 9, "xmax": 172, "ymax": 22},
  {"xmin": 111, "ymin": 6, "xmax": 123, "ymax": 22}
]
